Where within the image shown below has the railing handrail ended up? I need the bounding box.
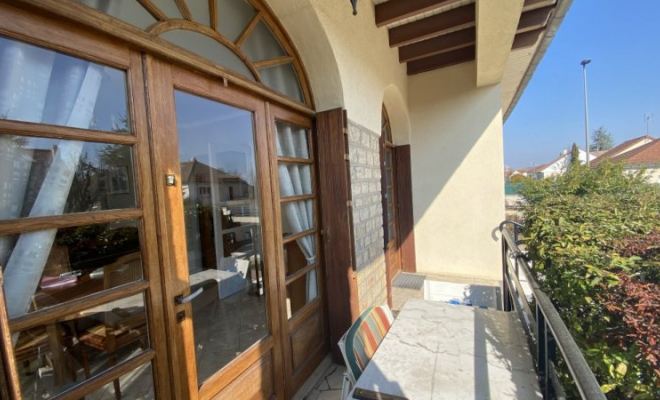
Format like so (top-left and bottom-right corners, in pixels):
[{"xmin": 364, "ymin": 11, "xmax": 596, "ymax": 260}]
[{"xmin": 499, "ymin": 221, "xmax": 606, "ymax": 400}]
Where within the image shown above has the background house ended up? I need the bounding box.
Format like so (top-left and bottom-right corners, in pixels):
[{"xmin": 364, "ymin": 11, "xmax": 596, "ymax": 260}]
[
  {"xmin": 511, "ymin": 146, "xmax": 595, "ymax": 179},
  {"xmin": 600, "ymin": 137, "xmax": 660, "ymax": 184}
]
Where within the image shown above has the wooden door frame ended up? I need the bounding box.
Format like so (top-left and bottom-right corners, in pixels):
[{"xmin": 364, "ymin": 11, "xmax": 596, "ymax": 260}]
[
  {"xmin": 0, "ymin": 4, "xmax": 335, "ymax": 399},
  {"xmin": 266, "ymin": 103, "xmax": 329, "ymax": 397},
  {"xmin": 144, "ymin": 58, "xmax": 286, "ymax": 400},
  {"xmin": 0, "ymin": 4, "xmax": 171, "ymax": 399}
]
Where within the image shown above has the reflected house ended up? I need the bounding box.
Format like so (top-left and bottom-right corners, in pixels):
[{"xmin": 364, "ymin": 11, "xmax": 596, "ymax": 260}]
[
  {"xmin": 179, "ymin": 157, "xmax": 256, "ymax": 273},
  {"xmin": 0, "ymin": 1, "xmax": 578, "ymax": 399}
]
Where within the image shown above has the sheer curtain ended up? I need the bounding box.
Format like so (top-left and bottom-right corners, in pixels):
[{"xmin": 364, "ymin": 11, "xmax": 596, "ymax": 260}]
[
  {"xmin": 276, "ymin": 124, "xmax": 317, "ymax": 302},
  {"xmin": 0, "ymin": 40, "xmax": 105, "ymax": 321}
]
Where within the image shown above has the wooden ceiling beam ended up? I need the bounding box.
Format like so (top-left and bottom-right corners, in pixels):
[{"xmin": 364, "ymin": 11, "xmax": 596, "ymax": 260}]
[
  {"xmin": 407, "ymin": 45, "xmax": 474, "ymax": 75},
  {"xmin": 389, "ymin": 3, "xmax": 475, "ymax": 48},
  {"xmin": 517, "ymin": 5, "xmax": 554, "ymax": 34},
  {"xmin": 399, "ymin": 28, "xmax": 475, "ymax": 63},
  {"xmin": 512, "ymin": 27, "xmax": 545, "ymax": 50},
  {"xmin": 375, "ymin": 0, "xmax": 464, "ymax": 27},
  {"xmin": 522, "ymin": 0, "xmax": 556, "ymax": 12}
]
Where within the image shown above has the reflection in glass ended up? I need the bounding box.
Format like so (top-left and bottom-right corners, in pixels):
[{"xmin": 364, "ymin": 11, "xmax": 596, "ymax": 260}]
[
  {"xmin": 260, "ymin": 63, "xmax": 304, "ymax": 103},
  {"xmin": 174, "ymin": 90, "xmax": 267, "ymax": 384},
  {"xmin": 161, "ymin": 30, "xmax": 255, "ymax": 80},
  {"xmin": 0, "ymin": 135, "xmax": 136, "ymax": 220},
  {"xmin": 87, "ymin": 362, "xmax": 154, "ymax": 400},
  {"xmin": 284, "ymin": 234, "xmax": 317, "ymax": 276},
  {"xmin": 218, "ymin": 0, "xmax": 256, "ymax": 41},
  {"xmin": 242, "ymin": 21, "xmax": 286, "ymax": 62},
  {"xmin": 0, "ymin": 36, "xmax": 129, "ymax": 132},
  {"xmin": 286, "ymin": 269, "xmax": 318, "ymax": 319},
  {"xmin": 152, "ymin": 0, "xmax": 183, "ymax": 19},
  {"xmin": 276, "ymin": 122, "xmax": 309, "ymax": 159},
  {"xmin": 1, "ymin": 221, "xmax": 143, "ymax": 316},
  {"xmin": 77, "ymin": 0, "xmax": 157, "ymax": 30},
  {"xmin": 14, "ymin": 294, "xmax": 149, "ymax": 399}
]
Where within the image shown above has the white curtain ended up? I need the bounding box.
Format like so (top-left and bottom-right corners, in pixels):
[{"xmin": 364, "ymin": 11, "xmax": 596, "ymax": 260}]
[
  {"xmin": 0, "ymin": 39, "xmax": 105, "ymax": 321},
  {"xmin": 0, "ymin": 40, "xmax": 55, "ymax": 266},
  {"xmin": 276, "ymin": 124, "xmax": 317, "ymax": 302}
]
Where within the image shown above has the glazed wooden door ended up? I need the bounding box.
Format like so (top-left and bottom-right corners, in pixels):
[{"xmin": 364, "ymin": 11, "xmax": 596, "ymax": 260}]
[
  {"xmin": 145, "ymin": 58, "xmax": 285, "ymax": 400},
  {"xmin": 0, "ymin": 6, "xmax": 171, "ymax": 399},
  {"xmin": 267, "ymin": 104, "xmax": 329, "ymax": 396}
]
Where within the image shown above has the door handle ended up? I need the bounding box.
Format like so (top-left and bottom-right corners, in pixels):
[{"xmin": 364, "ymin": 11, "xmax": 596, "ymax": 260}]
[{"xmin": 175, "ymin": 287, "xmax": 204, "ymax": 305}]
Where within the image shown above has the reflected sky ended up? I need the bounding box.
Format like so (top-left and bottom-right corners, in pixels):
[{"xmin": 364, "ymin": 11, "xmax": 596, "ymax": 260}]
[{"xmin": 174, "ymin": 90, "xmax": 257, "ymax": 185}]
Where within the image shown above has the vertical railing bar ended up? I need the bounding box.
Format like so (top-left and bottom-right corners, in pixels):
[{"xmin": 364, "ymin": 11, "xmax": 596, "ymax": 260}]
[
  {"xmin": 537, "ymin": 303, "xmax": 547, "ymax": 395},
  {"xmin": 502, "ymin": 236, "xmax": 511, "ymax": 311},
  {"xmin": 547, "ymin": 331, "xmax": 558, "ymax": 399}
]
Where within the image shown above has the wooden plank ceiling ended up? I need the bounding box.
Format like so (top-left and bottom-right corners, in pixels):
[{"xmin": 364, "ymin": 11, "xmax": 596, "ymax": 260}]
[{"xmin": 374, "ymin": 0, "xmax": 557, "ymax": 75}]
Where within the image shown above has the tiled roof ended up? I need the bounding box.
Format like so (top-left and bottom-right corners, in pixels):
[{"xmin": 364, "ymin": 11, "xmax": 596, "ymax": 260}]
[
  {"xmin": 180, "ymin": 160, "xmax": 244, "ymax": 183},
  {"xmin": 591, "ymin": 136, "xmax": 655, "ymax": 166},
  {"xmin": 609, "ymin": 138, "xmax": 660, "ymax": 165}
]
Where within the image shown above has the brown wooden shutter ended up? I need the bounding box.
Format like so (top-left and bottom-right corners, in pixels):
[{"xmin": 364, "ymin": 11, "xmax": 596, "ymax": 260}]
[
  {"xmin": 394, "ymin": 145, "xmax": 417, "ymax": 273},
  {"xmin": 316, "ymin": 108, "xmax": 359, "ymax": 362}
]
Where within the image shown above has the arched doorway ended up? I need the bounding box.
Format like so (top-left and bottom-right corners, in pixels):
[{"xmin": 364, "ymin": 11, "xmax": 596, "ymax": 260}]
[
  {"xmin": 380, "ymin": 105, "xmax": 417, "ymax": 306},
  {"xmin": 0, "ymin": 1, "xmax": 327, "ymax": 399}
]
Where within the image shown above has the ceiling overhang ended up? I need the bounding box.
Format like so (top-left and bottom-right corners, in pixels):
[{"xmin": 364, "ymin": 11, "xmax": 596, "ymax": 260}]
[
  {"xmin": 374, "ymin": 0, "xmax": 569, "ymax": 114},
  {"xmin": 375, "ymin": 0, "xmax": 556, "ymax": 75}
]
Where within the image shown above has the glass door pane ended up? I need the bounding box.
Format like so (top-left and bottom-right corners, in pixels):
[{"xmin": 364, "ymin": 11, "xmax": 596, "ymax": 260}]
[
  {"xmin": 173, "ymin": 90, "xmax": 268, "ymax": 384},
  {"xmin": 0, "ymin": 34, "xmax": 157, "ymax": 400}
]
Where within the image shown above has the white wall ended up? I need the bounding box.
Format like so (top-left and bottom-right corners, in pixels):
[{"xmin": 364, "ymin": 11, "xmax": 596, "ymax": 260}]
[
  {"xmin": 271, "ymin": 1, "xmax": 506, "ymax": 282},
  {"xmin": 409, "ymin": 62, "xmax": 505, "ymax": 281},
  {"xmin": 267, "ymin": 0, "xmax": 409, "ymax": 133}
]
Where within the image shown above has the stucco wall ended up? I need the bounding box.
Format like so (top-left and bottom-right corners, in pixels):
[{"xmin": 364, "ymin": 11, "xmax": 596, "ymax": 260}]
[
  {"xmin": 267, "ymin": 0, "xmax": 408, "ymax": 133},
  {"xmin": 626, "ymin": 166, "xmax": 660, "ymax": 185},
  {"xmin": 270, "ymin": 0, "xmax": 507, "ymax": 285},
  {"xmin": 409, "ymin": 62, "xmax": 505, "ymax": 282},
  {"xmin": 268, "ymin": 0, "xmax": 408, "ymax": 310}
]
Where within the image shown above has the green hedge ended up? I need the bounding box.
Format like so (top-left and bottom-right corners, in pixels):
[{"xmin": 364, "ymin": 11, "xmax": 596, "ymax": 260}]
[{"xmin": 519, "ymin": 161, "xmax": 660, "ymax": 399}]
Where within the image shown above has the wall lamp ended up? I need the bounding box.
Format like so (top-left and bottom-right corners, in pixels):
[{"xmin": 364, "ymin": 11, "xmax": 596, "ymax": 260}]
[{"xmin": 350, "ymin": 0, "xmax": 358, "ymax": 15}]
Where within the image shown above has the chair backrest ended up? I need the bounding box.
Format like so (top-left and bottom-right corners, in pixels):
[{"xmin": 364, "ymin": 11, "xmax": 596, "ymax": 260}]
[{"xmin": 341, "ymin": 305, "xmax": 394, "ymax": 382}]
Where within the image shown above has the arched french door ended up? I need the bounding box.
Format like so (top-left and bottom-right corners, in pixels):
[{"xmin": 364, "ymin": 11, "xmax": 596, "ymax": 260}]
[{"xmin": 0, "ymin": 1, "xmax": 327, "ymax": 399}]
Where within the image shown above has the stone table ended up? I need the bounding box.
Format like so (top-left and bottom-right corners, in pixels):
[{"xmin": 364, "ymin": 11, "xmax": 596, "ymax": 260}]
[{"xmin": 350, "ymin": 299, "xmax": 541, "ymax": 400}]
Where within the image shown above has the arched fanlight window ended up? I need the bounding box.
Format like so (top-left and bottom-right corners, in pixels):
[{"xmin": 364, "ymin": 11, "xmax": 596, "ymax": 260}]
[{"xmin": 77, "ymin": 0, "xmax": 310, "ymax": 104}]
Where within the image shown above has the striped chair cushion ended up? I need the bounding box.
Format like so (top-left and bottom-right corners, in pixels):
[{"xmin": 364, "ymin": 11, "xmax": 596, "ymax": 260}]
[{"xmin": 345, "ymin": 306, "xmax": 393, "ymax": 381}]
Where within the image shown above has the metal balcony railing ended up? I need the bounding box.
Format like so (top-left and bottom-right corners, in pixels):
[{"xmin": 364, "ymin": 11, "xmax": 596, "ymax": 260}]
[{"xmin": 499, "ymin": 220, "xmax": 606, "ymax": 400}]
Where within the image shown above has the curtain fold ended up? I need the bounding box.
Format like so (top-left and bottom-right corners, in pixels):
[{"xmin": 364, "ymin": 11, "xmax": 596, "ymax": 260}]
[
  {"xmin": 276, "ymin": 124, "xmax": 317, "ymax": 302},
  {"xmin": 0, "ymin": 41, "xmax": 55, "ymax": 267},
  {"xmin": 1, "ymin": 39, "xmax": 105, "ymax": 321}
]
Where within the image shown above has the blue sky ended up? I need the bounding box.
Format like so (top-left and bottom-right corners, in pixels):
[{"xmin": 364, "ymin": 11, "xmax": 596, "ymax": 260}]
[{"xmin": 504, "ymin": 1, "xmax": 660, "ymax": 169}]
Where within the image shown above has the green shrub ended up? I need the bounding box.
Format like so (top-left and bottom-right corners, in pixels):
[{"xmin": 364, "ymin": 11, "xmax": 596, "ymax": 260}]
[
  {"xmin": 519, "ymin": 161, "xmax": 660, "ymax": 399},
  {"xmin": 510, "ymin": 173, "xmax": 528, "ymax": 185}
]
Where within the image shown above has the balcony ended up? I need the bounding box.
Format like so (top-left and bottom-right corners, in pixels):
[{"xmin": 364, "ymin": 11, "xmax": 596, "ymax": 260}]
[{"xmin": 299, "ymin": 221, "xmax": 606, "ymax": 400}]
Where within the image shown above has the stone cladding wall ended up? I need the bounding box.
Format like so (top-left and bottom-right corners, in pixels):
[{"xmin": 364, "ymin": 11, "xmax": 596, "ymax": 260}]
[{"xmin": 347, "ymin": 121, "xmax": 388, "ymax": 312}]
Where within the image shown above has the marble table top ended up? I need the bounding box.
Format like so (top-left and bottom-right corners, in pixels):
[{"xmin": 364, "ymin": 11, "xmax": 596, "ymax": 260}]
[{"xmin": 350, "ymin": 299, "xmax": 542, "ymax": 400}]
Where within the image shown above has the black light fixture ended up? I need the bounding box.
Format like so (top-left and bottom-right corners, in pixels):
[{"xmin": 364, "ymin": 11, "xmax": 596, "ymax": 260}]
[{"xmin": 350, "ymin": 0, "xmax": 358, "ymax": 15}]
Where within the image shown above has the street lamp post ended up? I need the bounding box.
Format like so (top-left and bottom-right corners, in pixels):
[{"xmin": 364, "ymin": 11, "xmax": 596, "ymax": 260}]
[{"xmin": 581, "ymin": 59, "xmax": 592, "ymax": 166}]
